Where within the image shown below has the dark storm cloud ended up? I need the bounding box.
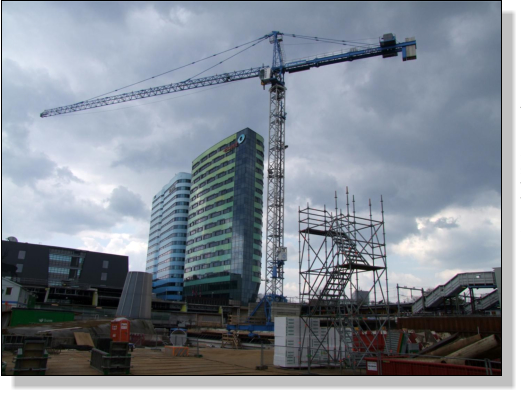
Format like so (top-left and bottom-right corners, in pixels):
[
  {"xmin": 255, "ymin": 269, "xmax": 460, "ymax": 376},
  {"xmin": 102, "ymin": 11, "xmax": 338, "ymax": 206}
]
[
  {"xmin": 107, "ymin": 186, "xmax": 148, "ymax": 220},
  {"xmin": 431, "ymin": 217, "xmax": 458, "ymax": 229},
  {"xmin": 345, "ymin": 3, "xmax": 501, "ymax": 202},
  {"xmin": 56, "ymin": 166, "xmax": 84, "ymax": 184},
  {"xmin": 2, "ymin": 122, "xmax": 57, "ymax": 187},
  {"xmin": 1, "ymin": 145, "xmax": 56, "ymax": 187},
  {"xmin": 33, "ymin": 186, "xmax": 147, "ymax": 234},
  {"xmin": 48, "ymin": 1, "xmax": 131, "ymax": 24},
  {"xmin": 110, "ymin": 81, "xmax": 267, "ymax": 172},
  {"xmin": 1, "ymin": 58, "xmax": 72, "ymax": 124},
  {"xmin": 36, "ymin": 192, "xmax": 117, "ymax": 234},
  {"xmin": 426, "ymin": 221, "xmax": 499, "ymax": 270},
  {"xmin": 1, "ymin": 1, "xmax": 501, "ymax": 284},
  {"xmin": 111, "ymin": 138, "xmax": 194, "ymax": 172},
  {"xmin": 383, "ymin": 215, "xmax": 420, "ymax": 245},
  {"xmin": 283, "ymin": 167, "xmax": 340, "ymax": 237},
  {"xmin": 279, "ymin": 1, "xmax": 501, "ymax": 230},
  {"xmin": 1, "ymin": 57, "xmax": 85, "ymax": 187}
]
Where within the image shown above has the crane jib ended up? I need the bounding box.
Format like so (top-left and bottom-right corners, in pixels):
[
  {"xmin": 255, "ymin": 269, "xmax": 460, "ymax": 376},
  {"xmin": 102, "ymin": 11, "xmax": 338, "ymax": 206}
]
[
  {"xmin": 40, "ymin": 38, "xmax": 416, "ymax": 118},
  {"xmin": 40, "ymin": 67, "xmax": 264, "ymax": 117}
]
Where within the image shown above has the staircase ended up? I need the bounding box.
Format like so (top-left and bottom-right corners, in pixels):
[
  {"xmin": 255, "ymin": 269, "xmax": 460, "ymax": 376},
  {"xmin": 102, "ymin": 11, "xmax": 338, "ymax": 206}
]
[
  {"xmin": 412, "ymin": 271, "xmax": 497, "ymax": 313},
  {"xmin": 318, "ymin": 229, "xmax": 367, "ymax": 301},
  {"xmin": 221, "ymin": 332, "xmax": 242, "ymax": 349},
  {"xmin": 464, "ymin": 289, "xmax": 499, "ymax": 314}
]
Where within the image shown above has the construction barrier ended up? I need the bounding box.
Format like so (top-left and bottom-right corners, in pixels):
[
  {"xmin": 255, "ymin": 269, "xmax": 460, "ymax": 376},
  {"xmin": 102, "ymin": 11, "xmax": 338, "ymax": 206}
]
[
  {"xmin": 89, "ymin": 342, "xmax": 131, "ymax": 375},
  {"xmin": 13, "ymin": 340, "xmax": 48, "ymax": 376},
  {"xmin": 163, "ymin": 346, "xmax": 189, "ymax": 357},
  {"xmin": 365, "ymin": 357, "xmax": 501, "ymax": 376},
  {"xmin": 353, "ymin": 331, "xmax": 387, "ymax": 352}
]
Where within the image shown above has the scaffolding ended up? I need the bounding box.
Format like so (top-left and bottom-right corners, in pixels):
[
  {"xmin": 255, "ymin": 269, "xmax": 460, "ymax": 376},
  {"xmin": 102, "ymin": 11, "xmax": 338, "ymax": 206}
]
[{"xmin": 298, "ymin": 189, "xmax": 390, "ymax": 370}]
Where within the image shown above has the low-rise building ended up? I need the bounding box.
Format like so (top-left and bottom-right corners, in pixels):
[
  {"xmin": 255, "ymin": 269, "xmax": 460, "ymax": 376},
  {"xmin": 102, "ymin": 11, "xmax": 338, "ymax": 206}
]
[
  {"xmin": 1, "ymin": 239, "xmax": 129, "ymax": 308},
  {"xmin": 1, "ymin": 278, "xmax": 34, "ymax": 310}
]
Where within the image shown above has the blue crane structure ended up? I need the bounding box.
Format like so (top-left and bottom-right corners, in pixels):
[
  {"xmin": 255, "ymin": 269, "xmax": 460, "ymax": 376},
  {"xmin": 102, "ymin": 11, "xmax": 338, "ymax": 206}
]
[{"xmin": 40, "ymin": 31, "xmax": 416, "ymax": 332}]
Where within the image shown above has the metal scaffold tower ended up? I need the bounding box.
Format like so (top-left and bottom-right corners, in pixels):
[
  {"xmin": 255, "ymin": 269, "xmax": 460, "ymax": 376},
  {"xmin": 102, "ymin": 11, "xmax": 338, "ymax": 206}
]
[{"xmin": 298, "ymin": 188, "xmax": 390, "ymax": 370}]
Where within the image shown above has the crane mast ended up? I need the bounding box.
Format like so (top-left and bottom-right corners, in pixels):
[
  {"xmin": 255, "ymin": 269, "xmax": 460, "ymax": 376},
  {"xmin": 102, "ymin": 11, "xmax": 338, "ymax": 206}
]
[
  {"xmin": 265, "ymin": 83, "xmax": 286, "ymax": 299},
  {"xmin": 264, "ymin": 31, "xmax": 287, "ymax": 301},
  {"xmin": 40, "ymin": 32, "xmax": 417, "ymax": 321}
]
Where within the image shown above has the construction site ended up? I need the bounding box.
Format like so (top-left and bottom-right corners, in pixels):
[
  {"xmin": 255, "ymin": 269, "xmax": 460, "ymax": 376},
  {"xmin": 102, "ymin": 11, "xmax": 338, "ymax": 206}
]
[
  {"xmin": 0, "ymin": 298, "xmax": 503, "ymax": 376},
  {"xmin": 1, "ymin": 190, "xmax": 502, "ymax": 376},
  {"xmin": 2, "ymin": 30, "xmax": 502, "ymax": 377}
]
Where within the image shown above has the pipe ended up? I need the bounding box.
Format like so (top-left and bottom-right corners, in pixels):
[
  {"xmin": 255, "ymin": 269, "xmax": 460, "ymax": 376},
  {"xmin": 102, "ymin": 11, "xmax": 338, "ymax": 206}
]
[
  {"xmin": 441, "ymin": 334, "xmax": 499, "ymax": 365},
  {"xmin": 423, "ymin": 334, "xmax": 482, "ymax": 357},
  {"xmin": 416, "ymin": 332, "xmax": 460, "ymax": 356}
]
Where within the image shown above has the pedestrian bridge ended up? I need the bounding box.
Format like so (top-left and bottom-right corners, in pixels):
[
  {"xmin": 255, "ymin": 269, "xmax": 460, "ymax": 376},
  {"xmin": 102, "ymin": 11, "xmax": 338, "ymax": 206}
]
[
  {"xmin": 463, "ymin": 289, "xmax": 499, "ymax": 314},
  {"xmin": 412, "ymin": 271, "xmax": 497, "ymax": 314}
]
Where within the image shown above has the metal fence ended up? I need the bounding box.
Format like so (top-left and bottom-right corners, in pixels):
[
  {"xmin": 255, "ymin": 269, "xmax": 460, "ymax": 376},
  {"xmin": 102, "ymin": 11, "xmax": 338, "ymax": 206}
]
[
  {"xmin": 1, "ymin": 334, "xmax": 501, "ymax": 376},
  {"xmin": 2, "ymin": 334, "xmax": 101, "ymax": 354},
  {"xmin": 268, "ymin": 342, "xmax": 501, "ymax": 375},
  {"xmin": 179, "ymin": 334, "xmax": 501, "ymax": 376}
]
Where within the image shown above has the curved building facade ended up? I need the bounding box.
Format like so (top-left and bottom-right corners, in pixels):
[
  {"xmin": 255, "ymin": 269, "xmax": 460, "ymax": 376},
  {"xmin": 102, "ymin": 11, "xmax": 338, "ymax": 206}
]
[
  {"xmin": 183, "ymin": 128, "xmax": 264, "ymax": 306},
  {"xmin": 146, "ymin": 172, "xmax": 191, "ymax": 301},
  {"xmin": 116, "ymin": 271, "xmax": 152, "ymax": 319}
]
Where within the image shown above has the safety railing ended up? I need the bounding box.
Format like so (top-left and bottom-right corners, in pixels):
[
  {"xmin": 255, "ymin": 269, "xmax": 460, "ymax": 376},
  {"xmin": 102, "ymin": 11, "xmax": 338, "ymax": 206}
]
[
  {"xmin": 413, "ymin": 272, "xmax": 496, "ymax": 313},
  {"xmin": 463, "ymin": 289, "xmax": 499, "ymax": 314}
]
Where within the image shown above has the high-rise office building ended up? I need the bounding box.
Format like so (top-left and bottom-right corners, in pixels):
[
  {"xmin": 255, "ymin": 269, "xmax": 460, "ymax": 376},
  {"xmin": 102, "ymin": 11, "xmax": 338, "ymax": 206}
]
[
  {"xmin": 146, "ymin": 173, "xmax": 191, "ymax": 301},
  {"xmin": 183, "ymin": 128, "xmax": 264, "ymax": 306}
]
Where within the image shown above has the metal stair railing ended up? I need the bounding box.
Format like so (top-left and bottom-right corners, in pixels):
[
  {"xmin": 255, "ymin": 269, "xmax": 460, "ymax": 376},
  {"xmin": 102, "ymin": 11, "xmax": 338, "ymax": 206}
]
[
  {"xmin": 464, "ymin": 289, "xmax": 499, "ymax": 314},
  {"xmin": 319, "ymin": 230, "xmax": 369, "ymax": 301},
  {"xmin": 412, "ymin": 271, "xmax": 497, "ymax": 314}
]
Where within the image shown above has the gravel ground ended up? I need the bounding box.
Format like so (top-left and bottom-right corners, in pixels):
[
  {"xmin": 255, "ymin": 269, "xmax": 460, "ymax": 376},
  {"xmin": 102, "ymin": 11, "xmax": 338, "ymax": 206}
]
[{"xmin": 2, "ymin": 346, "xmax": 364, "ymax": 376}]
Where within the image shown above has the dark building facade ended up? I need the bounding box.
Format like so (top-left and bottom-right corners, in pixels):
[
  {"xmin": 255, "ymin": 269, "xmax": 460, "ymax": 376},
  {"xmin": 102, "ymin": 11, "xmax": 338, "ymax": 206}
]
[
  {"xmin": 183, "ymin": 128, "xmax": 264, "ymax": 306},
  {"xmin": 1, "ymin": 240, "xmax": 128, "ymax": 308}
]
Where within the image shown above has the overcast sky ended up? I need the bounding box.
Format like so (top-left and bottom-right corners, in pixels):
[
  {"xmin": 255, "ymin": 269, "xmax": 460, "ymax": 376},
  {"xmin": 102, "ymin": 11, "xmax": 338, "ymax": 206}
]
[{"xmin": 2, "ymin": 2, "xmax": 503, "ymax": 302}]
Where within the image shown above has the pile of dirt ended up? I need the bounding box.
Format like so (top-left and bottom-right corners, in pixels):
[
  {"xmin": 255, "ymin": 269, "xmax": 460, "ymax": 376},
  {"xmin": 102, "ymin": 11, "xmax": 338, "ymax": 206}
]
[{"xmin": 5, "ymin": 318, "xmax": 156, "ymax": 341}]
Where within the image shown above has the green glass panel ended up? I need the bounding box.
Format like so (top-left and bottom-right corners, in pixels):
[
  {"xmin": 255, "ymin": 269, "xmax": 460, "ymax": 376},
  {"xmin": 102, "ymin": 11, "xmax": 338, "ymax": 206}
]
[{"xmin": 184, "ymin": 276, "xmax": 231, "ymax": 286}]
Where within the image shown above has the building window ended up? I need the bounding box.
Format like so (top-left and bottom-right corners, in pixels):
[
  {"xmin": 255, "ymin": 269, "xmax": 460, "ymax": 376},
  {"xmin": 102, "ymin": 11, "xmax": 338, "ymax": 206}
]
[
  {"xmin": 101, "ymin": 273, "xmax": 107, "ymax": 281},
  {"xmin": 18, "ymin": 251, "xmax": 26, "ymax": 260},
  {"xmin": 16, "ymin": 264, "xmax": 23, "ymax": 273},
  {"xmin": 103, "ymin": 261, "xmax": 109, "ymax": 269},
  {"xmin": 5, "ymin": 288, "xmax": 12, "ymax": 296}
]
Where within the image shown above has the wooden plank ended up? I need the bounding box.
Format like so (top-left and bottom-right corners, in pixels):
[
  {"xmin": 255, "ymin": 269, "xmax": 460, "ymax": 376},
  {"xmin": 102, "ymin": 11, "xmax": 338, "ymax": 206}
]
[
  {"xmin": 3, "ymin": 348, "xmax": 300, "ymax": 376},
  {"xmin": 73, "ymin": 332, "xmax": 95, "ymax": 347},
  {"xmin": 45, "ymin": 350, "xmax": 98, "ymax": 375}
]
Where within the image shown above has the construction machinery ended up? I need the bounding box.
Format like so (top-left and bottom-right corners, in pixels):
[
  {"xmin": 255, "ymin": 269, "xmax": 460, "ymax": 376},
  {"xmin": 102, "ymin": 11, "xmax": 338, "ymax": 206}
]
[{"xmin": 40, "ymin": 31, "xmax": 417, "ymax": 328}]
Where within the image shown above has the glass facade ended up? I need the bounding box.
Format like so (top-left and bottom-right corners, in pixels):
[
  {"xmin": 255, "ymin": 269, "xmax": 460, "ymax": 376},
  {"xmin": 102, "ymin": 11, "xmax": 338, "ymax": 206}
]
[
  {"xmin": 1, "ymin": 240, "xmax": 128, "ymax": 307},
  {"xmin": 48, "ymin": 248, "xmax": 86, "ymax": 287},
  {"xmin": 183, "ymin": 128, "xmax": 264, "ymax": 306},
  {"xmin": 146, "ymin": 172, "xmax": 191, "ymax": 301}
]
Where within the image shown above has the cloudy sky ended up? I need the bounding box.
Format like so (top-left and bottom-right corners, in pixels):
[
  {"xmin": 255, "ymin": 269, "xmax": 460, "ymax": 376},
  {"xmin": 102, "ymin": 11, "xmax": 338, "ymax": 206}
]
[{"xmin": 2, "ymin": 2, "xmax": 503, "ymax": 302}]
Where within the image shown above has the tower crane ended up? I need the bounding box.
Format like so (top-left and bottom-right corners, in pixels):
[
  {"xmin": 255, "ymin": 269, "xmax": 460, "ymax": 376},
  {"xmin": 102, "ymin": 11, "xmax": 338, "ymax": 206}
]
[{"xmin": 41, "ymin": 31, "xmax": 416, "ymax": 329}]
